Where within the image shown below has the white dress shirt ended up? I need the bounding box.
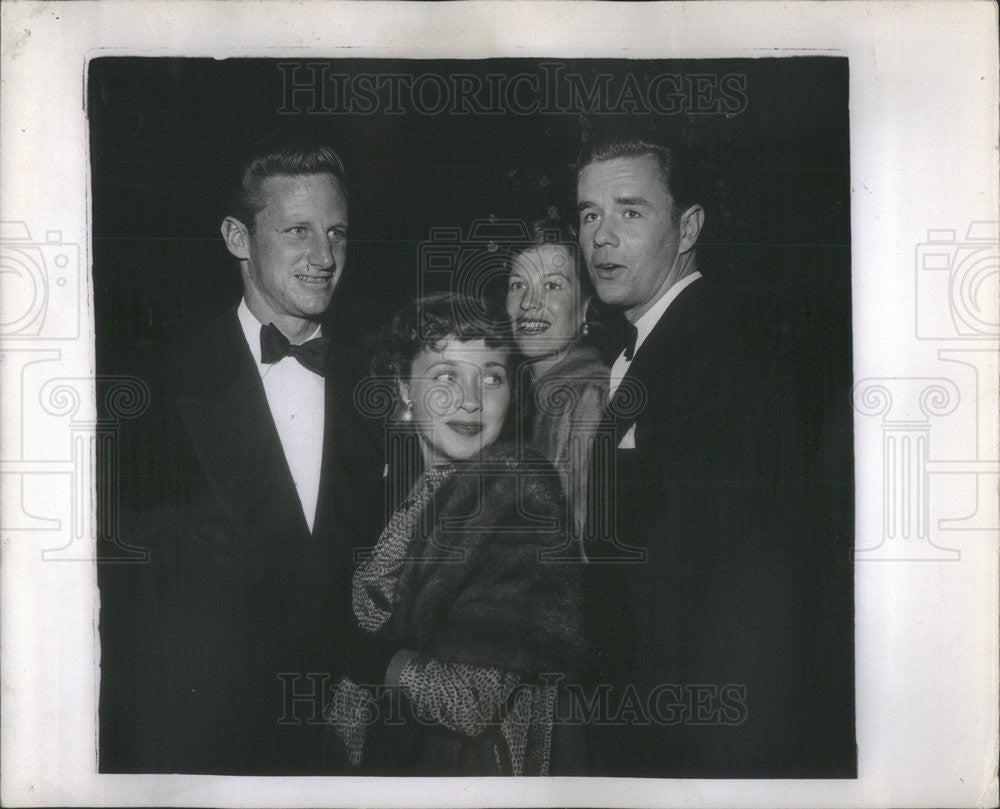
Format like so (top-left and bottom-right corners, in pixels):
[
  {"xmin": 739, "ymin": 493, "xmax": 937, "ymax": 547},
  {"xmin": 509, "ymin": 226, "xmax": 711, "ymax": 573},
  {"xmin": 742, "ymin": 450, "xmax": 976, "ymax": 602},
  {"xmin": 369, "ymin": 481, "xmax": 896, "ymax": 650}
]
[
  {"xmin": 237, "ymin": 300, "xmax": 326, "ymax": 533},
  {"xmin": 609, "ymin": 271, "xmax": 702, "ymax": 448}
]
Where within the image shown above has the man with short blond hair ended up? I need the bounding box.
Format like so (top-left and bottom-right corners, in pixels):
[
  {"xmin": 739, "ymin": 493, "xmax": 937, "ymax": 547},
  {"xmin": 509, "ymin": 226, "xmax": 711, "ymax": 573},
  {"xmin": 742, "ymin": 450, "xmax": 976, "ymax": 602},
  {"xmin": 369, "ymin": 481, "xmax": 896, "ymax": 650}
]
[{"xmin": 99, "ymin": 131, "xmax": 384, "ymax": 774}]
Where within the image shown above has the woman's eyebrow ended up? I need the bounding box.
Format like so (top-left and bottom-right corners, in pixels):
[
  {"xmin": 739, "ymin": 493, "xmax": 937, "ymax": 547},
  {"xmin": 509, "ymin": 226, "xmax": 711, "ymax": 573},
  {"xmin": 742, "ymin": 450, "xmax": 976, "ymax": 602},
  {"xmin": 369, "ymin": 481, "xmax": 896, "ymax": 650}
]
[{"xmin": 422, "ymin": 360, "xmax": 457, "ymax": 371}]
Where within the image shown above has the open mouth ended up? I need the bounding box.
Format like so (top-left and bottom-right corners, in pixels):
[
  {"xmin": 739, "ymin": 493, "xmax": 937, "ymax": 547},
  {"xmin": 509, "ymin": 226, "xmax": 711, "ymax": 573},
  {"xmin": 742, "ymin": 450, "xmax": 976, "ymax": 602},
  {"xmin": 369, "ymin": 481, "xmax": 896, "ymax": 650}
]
[
  {"xmin": 446, "ymin": 421, "xmax": 484, "ymax": 436},
  {"xmin": 295, "ymin": 274, "xmax": 334, "ymax": 285},
  {"xmin": 517, "ymin": 319, "xmax": 551, "ymax": 335}
]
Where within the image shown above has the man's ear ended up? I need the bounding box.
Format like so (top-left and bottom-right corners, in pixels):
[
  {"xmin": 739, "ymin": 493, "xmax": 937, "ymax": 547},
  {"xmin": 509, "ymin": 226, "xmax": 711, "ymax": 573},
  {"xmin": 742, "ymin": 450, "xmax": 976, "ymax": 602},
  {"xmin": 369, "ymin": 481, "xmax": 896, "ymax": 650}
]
[
  {"xmin": 678, "ymin": 204, "xmax": 705, "ymax": 254},
  {"xmin": 221, "ymin": 216, "xmax": 251, "ymax": 261}
]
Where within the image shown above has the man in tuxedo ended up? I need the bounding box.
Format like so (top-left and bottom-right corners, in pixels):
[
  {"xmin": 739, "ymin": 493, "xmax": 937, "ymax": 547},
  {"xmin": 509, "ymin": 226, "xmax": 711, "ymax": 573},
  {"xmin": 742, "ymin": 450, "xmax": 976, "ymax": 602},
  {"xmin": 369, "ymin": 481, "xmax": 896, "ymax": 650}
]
[
  {"xmin": 99, "ymin": 133, "xmax": 385, "ymax": 774},
  {"xmin": 577, "ymin": 132, "xmax": 853, "ymax": 777}
]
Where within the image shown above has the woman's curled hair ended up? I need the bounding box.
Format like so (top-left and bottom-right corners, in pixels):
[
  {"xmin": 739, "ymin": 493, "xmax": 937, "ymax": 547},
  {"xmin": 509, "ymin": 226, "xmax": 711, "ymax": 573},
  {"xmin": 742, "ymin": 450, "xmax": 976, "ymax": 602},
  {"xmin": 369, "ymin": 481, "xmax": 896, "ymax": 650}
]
[{"xmin": 370, "ymin": 292, "xmax": 515, "ymax": 380}]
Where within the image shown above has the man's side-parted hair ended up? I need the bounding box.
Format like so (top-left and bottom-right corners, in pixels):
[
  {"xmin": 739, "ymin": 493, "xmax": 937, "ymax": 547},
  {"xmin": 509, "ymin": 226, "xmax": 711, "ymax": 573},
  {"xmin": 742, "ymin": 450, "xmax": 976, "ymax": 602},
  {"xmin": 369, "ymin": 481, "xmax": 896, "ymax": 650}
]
[
  {"xmin": 229, "ymin": 130, "xmax": 348, "ymax": 230},
  {"xmin": 576, "ymin": 130, "xmax": 698, "ymax": 225}
]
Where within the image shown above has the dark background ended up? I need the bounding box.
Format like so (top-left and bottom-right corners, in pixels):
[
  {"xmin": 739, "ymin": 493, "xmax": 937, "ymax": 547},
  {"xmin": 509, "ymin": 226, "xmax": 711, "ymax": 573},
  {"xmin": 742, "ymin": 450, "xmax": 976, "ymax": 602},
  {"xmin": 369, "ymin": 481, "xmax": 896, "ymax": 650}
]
[
  {"xmin": 89, "ymin": 56, "xmax": 855, "ymax": 776},
  {"xmin": 89, "ymin": 55, "xmax": 851, "ymax": 463}
]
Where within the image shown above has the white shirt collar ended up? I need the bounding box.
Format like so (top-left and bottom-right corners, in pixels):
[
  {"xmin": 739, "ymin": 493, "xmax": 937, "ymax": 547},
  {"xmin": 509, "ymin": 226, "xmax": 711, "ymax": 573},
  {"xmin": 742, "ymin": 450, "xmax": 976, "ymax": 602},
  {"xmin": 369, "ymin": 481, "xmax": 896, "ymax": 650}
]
[
  {"xmin": 631, "ymin": 271, "xmax": 702, "ymax": 356},
  {"xmin": 236, "ymin": 298, "xmax": 322, "ymax": 375}
]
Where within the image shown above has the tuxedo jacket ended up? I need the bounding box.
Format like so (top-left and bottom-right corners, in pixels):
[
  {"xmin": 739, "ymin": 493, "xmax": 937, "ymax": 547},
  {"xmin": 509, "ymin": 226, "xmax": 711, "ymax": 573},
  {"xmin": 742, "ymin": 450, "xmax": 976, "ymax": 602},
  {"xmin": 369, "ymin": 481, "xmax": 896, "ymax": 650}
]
[
  {"xmin": 583, "ymin": 277, "xmax": 854, "ymax": 777},
  {"xmin": 98, "ymin": 306, "xmax": 386, "ymax": 774}
]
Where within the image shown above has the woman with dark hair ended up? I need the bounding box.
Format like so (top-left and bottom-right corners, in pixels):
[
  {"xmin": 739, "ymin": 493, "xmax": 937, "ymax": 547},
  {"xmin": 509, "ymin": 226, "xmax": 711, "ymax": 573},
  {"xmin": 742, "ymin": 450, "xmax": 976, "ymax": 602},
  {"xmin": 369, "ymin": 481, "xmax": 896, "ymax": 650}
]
[
  {"xmin": 325, "ymin": 292, "xmax": 584, "ymax": 776},
  {"xmin": 505, "ymin": 215, "xmax": 614, "ymax": 554}
]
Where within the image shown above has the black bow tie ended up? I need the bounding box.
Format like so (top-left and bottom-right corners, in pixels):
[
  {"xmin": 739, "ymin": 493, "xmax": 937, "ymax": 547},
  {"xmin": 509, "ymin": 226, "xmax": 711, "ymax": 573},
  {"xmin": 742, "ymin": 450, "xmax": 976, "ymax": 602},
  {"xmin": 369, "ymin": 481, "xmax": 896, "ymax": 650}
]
[
  {"xmin": 260, "ymin": 322, "xmax": 330, "ymax": 376},
  {"xmin": 623, "ymin": 324, "xmax": 639, "ymax": 361}
]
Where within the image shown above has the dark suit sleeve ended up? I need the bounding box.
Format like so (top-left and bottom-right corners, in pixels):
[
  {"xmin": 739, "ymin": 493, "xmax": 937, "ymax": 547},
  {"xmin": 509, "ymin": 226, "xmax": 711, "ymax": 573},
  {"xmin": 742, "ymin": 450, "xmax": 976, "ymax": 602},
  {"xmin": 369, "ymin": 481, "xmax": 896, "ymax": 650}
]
[
  {"xmin": 585, "ymin": 284, "xmax": 836, "ymax": 777},
  {"xmin": 97, "ymin": 343, "xmax": 191, "ymax": 771}
]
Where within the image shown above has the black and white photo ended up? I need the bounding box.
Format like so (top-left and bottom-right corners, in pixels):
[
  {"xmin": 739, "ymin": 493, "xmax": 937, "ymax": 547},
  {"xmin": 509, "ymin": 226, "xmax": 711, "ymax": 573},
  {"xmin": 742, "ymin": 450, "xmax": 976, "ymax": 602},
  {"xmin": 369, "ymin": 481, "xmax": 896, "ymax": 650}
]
[
  {"xmin": 91, "ymin": 55, "xmax": 854, "ymax": 778},
  {"xmin": 1, "ymin": 2, "xmax": 996, "ymax": 807}
]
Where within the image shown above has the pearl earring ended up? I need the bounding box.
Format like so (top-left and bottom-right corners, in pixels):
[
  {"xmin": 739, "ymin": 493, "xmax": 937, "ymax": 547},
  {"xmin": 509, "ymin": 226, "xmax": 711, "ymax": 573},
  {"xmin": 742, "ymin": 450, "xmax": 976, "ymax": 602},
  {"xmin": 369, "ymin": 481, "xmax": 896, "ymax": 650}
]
[{"xmin": 401, "ymin": 399, "xmax": 413, "ymax": 421}]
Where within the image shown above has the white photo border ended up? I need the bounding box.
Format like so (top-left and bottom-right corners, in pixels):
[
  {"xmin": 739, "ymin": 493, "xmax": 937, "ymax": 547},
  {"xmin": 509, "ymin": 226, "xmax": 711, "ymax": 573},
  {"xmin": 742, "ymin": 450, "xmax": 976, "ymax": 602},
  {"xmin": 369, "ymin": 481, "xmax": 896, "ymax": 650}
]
[{"xmin": 1, "ymin": 1, "xmax": 997, "ymax": 807}]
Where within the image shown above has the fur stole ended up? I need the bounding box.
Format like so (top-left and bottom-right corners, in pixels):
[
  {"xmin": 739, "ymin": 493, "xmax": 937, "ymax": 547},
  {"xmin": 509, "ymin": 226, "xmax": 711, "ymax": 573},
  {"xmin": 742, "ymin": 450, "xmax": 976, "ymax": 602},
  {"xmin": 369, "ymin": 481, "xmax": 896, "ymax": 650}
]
[{"xmin": 387, "ymin": 441, "xmax": 585, "ymax": 679}]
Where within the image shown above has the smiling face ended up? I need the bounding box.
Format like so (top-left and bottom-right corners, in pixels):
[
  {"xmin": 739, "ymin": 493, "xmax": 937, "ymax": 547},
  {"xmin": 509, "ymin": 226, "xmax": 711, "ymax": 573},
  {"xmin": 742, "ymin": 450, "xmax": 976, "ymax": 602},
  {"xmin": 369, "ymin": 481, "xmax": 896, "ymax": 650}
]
[
  {"xmin": 577, "ymin": 153, "xmax": 698, "ymax": 324},
  {"xmin": 222, "ymin": 172, "xmax": 348, "ymax": 340},
  {"xmin": 403, "ymin": 338, "xmax": 512, "ymax": 468},
  {"xmin": 505, "ymin": 244, "xmax": 587, "ymax": 362}
]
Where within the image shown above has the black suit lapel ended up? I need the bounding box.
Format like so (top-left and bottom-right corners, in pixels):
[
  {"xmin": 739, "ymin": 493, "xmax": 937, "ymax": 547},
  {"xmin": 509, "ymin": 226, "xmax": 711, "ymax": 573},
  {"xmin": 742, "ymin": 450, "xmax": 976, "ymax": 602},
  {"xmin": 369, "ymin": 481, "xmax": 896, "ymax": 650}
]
[
  {"xmin": 313, "ymin": 334, "xmax": 386, "ymax": 559},
  {"xmin": 172, "ymin": 308, "xmax": 308, "ymax": 538},
  {"xmin": 312, "ymin": 350, "xmax": 341, "ymax": 539},
  {"xmin": 607, "ymin": 277, "xmax": 707, "ymax": 441}
]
